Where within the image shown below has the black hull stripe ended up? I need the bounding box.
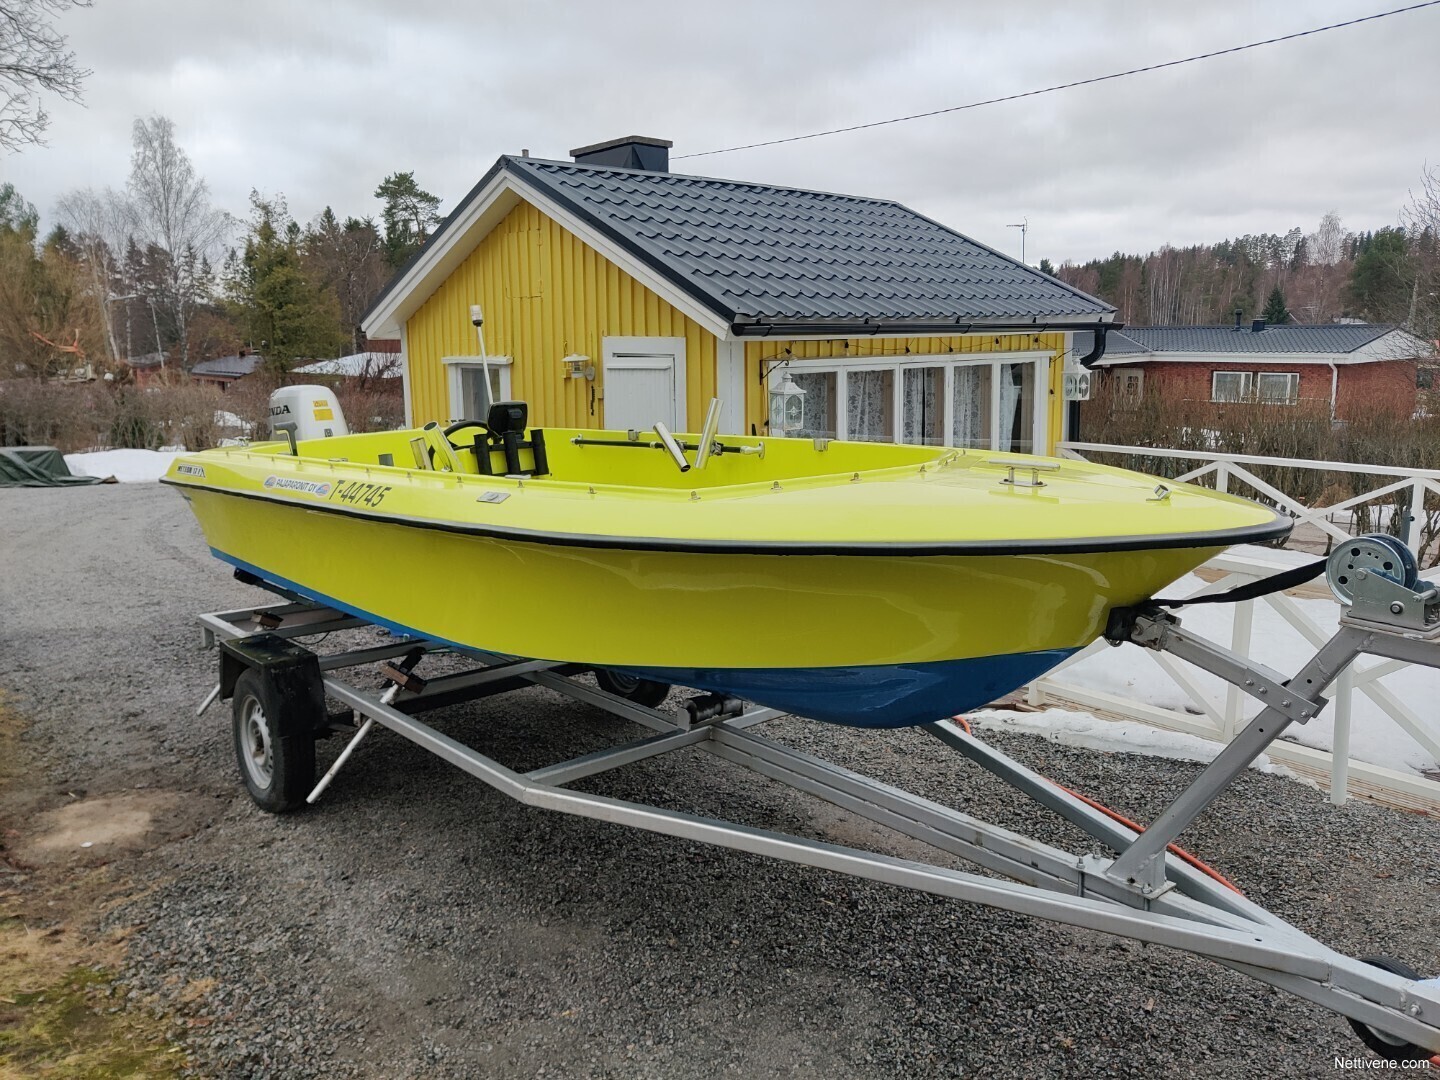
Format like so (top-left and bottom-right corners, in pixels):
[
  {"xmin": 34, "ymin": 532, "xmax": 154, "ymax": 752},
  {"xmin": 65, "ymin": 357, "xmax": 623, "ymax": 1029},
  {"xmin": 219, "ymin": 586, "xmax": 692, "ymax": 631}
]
[{"xmin": 162, "ymin": 478, "xmax": 1293, "ymax": 556}]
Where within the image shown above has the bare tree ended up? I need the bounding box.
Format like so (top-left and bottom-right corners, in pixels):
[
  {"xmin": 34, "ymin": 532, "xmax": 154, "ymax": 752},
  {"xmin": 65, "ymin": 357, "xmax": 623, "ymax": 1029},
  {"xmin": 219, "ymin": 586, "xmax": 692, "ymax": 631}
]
[
  {"xmin": 0, "ymin": 0, "xmax": 91, "ymax": 150},
  {"xmin": 1308, "ymin": 211, "xmax": 1346, "ymax": 266},
  {"xmin": 126, "ymin": 115, "xmax": 230, "ymax": 365},
  {"xmin": 1402, "ymin": 165, "xmax": 1440, "ymax": 340},
  {"xmin": 54, "ymin": 185, "xmax": 132, "ymax": 362}
]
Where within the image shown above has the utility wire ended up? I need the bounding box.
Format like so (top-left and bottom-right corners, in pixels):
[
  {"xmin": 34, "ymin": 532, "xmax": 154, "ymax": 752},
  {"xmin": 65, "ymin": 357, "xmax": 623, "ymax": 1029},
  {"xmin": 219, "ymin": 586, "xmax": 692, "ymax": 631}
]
[{"xmin": 674, "ymin": 1, "xmax": 1440, "ymax": 161}]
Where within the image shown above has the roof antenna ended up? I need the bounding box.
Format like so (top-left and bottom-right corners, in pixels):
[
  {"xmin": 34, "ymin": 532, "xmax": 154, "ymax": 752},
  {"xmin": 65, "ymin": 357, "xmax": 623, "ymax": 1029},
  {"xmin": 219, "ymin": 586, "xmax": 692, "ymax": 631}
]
[{"xmin": 1006, "ymin": 217, "xmax": 1028, "ymax": 264}]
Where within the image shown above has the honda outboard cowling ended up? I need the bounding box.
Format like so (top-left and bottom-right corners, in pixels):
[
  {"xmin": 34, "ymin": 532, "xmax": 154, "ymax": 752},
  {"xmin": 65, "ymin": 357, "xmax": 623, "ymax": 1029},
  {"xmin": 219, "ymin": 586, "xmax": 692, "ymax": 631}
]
[{"xmin": 268, "ymin": 385, "xmax": 349, "ymax": 442}]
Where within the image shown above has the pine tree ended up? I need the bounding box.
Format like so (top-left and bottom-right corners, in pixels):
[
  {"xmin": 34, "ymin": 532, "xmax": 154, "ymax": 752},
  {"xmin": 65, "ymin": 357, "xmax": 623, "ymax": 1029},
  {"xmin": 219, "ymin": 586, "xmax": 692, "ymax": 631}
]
[
  {"xmin": 225, "ymin": 191, "xmax": 345, "ymax": 368},
  {"xmin": 1262, "ymin": 286, "xmax": 1290, "ymax": 326},
  {"xmin": 374, "ymin": 172, "xmax": 442, "ymax": 269}
]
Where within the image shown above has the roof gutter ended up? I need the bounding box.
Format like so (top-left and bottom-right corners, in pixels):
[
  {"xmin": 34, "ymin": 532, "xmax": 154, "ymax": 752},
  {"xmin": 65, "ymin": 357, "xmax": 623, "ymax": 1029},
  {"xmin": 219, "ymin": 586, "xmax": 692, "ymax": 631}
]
[{"xmin": 731, "ymin": 315, "xmax": 1117, "ymax": 338}]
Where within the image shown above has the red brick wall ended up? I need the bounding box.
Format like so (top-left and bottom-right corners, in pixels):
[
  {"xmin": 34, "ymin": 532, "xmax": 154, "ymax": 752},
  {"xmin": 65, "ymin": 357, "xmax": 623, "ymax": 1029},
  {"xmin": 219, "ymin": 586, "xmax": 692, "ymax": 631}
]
[
  {"xmin": 1123, "ymin": 359, "xmax": 1416, "ymax": 420},
  {"xmin": 1334, "ymin": 360, "xmax": 1417, "ymax": 420}
]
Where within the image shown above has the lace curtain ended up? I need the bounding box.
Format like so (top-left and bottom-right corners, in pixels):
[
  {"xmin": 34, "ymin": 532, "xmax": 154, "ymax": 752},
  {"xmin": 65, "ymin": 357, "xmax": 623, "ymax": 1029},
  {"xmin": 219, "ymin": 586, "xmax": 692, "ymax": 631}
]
[
  {"xmin": 790, "ymin": 371, "xmax": 836, "ymax": 439},
  {"xmin": 952, "ymin": 365, "xmax": 991, "ymax": 448},
  {"xmin": 902, "ymin": 367, "xmax": 944, "ymax": 445},
  {"xmin": 847, "ymin": 369, "xmax": 894, "ymax": 443}
]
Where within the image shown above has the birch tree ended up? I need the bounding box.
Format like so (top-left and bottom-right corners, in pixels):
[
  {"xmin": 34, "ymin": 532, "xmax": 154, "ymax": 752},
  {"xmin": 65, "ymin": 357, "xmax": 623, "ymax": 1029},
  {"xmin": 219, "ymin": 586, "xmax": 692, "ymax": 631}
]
[
  {"xmin": 1402, "ymin": 165, "xmax": 1440, "ymax": 340},
  {"xmin": 54, "ymin": 186, "xmax": 132, "ymax": 362},
  {"xmin": 126, "ymin": 115, "xmax": 229, "ymax": 365}
]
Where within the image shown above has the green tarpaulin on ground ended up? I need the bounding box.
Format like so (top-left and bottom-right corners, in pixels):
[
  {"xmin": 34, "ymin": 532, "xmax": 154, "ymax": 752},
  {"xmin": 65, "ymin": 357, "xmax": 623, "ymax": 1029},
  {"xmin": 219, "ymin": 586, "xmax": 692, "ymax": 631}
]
[{"xmin": 0, "ymin": 446, "xmax": 107, "ymax": 487}]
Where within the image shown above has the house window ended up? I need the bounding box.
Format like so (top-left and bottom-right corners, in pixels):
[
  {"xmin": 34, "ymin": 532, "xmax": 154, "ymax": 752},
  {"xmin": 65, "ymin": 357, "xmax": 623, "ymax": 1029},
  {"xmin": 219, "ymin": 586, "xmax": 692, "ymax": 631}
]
[
  {"xmin": 443, "ymin": 356, "xmax": 513, "ymax": 420},
  {"xmin": 1211, "ymin": 371, "xmax": 1252, "ymax": 403},
  {"xmin": 769, "ymin": 353, "xmax": 1049, "ymax": 452},
  {"xmin": 1256, "ymin": 371, "xmax": 1299, "ymax": 405},
  {"xmin": 1211, "ymin": 370, "xmax": 1298, "ymax": 405},
  {"xmin": 1116, "ymin": 369, "xmax": 1144, "ymax": 406}
]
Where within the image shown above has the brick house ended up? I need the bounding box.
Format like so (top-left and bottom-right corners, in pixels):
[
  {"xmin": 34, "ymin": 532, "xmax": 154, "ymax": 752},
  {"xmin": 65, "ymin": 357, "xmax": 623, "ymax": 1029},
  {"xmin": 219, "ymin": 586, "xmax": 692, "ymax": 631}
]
[{"xmin": 1090, "ymin": 322, "xmax": 1433, "ymax": 421}]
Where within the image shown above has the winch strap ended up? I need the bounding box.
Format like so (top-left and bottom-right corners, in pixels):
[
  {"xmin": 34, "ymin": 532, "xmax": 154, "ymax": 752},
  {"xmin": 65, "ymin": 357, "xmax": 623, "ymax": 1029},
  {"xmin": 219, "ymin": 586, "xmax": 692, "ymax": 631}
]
[{"xmin": 1154, "ymin": 558, "xmax": 1328, "ymax": 608}]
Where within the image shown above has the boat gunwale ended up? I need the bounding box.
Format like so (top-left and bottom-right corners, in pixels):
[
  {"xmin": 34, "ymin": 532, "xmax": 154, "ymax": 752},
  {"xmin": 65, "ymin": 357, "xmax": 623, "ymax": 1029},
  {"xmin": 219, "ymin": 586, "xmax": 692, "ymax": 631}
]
[{"xmin": 162, "ymin": 477, "xmax": 1294, "ymax": 556}]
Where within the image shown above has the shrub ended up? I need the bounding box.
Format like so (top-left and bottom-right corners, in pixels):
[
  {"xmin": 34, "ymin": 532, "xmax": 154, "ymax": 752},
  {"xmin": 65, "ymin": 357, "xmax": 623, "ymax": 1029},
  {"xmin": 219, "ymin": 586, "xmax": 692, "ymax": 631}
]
[{"xmin": 0, "ymin": 379, "xmax": 228, "ymax": 452}]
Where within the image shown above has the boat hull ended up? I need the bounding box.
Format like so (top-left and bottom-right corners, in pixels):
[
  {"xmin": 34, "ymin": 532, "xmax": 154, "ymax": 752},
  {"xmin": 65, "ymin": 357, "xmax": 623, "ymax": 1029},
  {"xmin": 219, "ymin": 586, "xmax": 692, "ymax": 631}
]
[{"xmin": 182, "ymin": 486, "xmax": 1220, "ymax": 727}]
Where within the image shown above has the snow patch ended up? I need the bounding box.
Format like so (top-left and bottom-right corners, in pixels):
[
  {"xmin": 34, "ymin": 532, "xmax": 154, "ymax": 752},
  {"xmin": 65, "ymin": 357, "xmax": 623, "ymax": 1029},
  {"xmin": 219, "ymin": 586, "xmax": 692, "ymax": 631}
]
[
  {"xmin": 64, "ymin": 448, "xmax": 186, "ymax": 483},
  {"xmin": 1052, "ymin": 570, "xmax": 1440, "ymax": 778}
]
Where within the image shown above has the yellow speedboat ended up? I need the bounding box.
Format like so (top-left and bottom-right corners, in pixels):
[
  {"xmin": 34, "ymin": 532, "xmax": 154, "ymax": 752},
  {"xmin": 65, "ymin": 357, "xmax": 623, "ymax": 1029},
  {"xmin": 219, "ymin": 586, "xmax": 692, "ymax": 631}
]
[{"xmin": 165, "ymin": 403, "xmax": 1287, "ymax": 726}]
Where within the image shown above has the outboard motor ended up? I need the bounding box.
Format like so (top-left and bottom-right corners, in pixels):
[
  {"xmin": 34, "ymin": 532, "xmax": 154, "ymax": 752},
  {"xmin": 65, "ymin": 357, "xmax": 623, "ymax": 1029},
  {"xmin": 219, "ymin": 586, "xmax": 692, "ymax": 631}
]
[{"xmin": 268, "ymin": 385, "xmax": 349, "ymax": 442}]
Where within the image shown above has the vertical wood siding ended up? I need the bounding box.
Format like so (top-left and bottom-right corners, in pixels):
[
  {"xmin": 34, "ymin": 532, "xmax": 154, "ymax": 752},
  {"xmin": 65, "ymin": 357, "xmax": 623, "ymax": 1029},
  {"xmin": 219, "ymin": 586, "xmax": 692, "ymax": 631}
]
[
  {"xmin": 405, "ymin": 201, "xmax": 718, "ymax": 429},
  {"xmin": 742, "ymin": 333, "xmax": 1068, "ymax": 452}
]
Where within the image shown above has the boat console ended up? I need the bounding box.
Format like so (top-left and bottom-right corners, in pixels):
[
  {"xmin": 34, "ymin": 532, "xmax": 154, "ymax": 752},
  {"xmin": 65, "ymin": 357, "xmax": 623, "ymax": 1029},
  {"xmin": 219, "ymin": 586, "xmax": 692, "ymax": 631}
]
[{"xmin": 443, "ymin": 400, "xmax": 550, "ymax": 477}]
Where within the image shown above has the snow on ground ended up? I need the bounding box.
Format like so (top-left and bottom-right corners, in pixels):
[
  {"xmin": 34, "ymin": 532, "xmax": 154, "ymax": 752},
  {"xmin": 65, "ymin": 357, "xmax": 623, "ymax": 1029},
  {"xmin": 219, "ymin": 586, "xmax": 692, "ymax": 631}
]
[
  {"xmin": 1050, "ymin": 553, "xmax": 1440, "ymax": 778},
  {"xmin": 214, "ymin": 410, "xmax": 251, "ymax": 431},
  {"xmin": 65, "ymin": 448, "xmax": 186, "ymax": 483},
  {"xmin": 967, "ymin": 708, "xmax": 1299, "ymax": 779}
]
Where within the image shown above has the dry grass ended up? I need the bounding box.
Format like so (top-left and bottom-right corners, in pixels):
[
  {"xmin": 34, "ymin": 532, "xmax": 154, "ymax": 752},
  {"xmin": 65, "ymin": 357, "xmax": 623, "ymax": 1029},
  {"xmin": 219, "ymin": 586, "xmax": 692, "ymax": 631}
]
[{"xmin": 0, "ymin": 697, "xmax": 187, "ymax": 1079}]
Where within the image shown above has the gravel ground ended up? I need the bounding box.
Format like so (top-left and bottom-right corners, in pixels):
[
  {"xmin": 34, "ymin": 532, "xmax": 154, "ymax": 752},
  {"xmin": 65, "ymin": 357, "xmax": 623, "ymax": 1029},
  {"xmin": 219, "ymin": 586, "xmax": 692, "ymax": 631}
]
[{"xmin": 2, "ymin": 482, "xmax": 1437, "ymax": 1078}]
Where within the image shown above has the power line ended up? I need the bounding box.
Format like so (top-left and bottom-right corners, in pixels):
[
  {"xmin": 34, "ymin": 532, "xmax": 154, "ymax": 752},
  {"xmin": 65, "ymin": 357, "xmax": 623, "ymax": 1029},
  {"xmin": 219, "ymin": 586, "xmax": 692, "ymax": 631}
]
[{"xmin": 674, "ymin": 2, "xmax": 1440, "ymax": 161}]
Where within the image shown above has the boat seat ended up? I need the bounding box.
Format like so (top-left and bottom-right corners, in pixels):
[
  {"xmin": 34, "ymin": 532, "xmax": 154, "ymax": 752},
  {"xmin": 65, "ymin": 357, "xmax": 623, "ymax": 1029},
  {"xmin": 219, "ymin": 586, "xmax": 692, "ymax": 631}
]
[{"xmin": 470, "ymin": 401, "xmax": 549, "ymax": 477}]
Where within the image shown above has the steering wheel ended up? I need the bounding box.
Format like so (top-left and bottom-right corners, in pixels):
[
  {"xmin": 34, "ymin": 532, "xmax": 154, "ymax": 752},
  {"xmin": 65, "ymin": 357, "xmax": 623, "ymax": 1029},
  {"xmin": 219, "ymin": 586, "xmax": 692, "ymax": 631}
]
[{"xmin": 443, "ymin": 419, "xmax": 490, "ymax": 449}]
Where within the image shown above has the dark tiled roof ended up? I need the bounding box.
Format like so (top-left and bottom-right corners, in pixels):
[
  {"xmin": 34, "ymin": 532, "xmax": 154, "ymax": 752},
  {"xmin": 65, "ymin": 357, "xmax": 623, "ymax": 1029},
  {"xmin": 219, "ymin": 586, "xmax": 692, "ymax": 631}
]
[
  {"xmin": 190, "ymin": 353, "xmax": 263, "ymax": 379},
  {"xmin": 1100, "ymin": 324, "xmax": 1405, "ymax": 355},
  {"xmin": 501, "ymin": 157, "xmax": 1112, "ymax": 331}
]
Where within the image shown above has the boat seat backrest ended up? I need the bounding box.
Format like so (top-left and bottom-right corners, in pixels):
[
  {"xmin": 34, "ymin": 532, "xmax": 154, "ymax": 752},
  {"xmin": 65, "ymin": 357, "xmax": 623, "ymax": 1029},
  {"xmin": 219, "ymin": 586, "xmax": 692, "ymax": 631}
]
[{"xmin": 472, "ymin": 400, "xmax": 549, "ymax": 477}]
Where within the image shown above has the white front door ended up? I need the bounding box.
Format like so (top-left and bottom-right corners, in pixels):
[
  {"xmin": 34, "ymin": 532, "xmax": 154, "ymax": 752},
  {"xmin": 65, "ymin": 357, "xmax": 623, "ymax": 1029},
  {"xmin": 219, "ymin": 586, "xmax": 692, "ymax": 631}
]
[{"xmin": 602, "ymin": 336, "xmax": 687, "ymax": 432}]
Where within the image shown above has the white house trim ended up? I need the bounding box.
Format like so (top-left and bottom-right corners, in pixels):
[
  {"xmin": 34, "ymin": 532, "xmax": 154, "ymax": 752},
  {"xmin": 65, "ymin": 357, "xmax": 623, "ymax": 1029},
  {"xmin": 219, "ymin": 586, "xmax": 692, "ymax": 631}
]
[
  {"xmin": 361, "ymin": 168, "xmax": 731, "ymax": 342},
  {"xmin": 399, "ymin": 322, "xmax": 414, "ymax": 426},
  {"xmin": 716, "ymin": 338, "xmax": 745, "ymax": 434}
]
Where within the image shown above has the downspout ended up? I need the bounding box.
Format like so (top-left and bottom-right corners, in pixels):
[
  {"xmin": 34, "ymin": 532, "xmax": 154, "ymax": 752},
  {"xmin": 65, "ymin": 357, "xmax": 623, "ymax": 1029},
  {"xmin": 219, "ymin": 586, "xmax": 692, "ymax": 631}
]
[{"xmin": 1070, "ymin": 325, "xmax": 1112, "ymax": 444}]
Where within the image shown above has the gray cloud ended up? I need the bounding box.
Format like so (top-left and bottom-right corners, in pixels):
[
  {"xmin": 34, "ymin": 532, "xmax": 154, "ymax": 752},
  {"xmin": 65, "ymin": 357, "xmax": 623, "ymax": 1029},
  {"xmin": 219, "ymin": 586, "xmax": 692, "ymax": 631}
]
[{"xmin": 3, "ymin": 0, "xmax": 1436, "ymax": 265}]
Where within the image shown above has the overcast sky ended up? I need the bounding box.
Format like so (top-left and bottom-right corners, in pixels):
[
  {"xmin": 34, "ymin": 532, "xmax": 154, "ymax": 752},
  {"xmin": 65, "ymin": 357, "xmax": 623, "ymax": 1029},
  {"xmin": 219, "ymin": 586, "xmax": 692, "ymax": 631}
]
[{"xmin": 2, "ymin": 0, "xmax": 1437, "ymax": 265}]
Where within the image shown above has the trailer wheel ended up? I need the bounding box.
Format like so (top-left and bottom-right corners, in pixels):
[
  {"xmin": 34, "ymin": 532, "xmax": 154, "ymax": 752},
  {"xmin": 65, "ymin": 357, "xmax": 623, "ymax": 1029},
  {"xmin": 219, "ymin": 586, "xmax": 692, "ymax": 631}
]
[
  {"xmin": 1347, "ymin": 955, "xmax": 1434, "ymax": 1062},
  {"xmin": 594, "ymin": 669, "xmax": 671, "ymax": 708},
  {"xmin": 232, "ymin": 668, "xmax": 316, "ymax": 813}
]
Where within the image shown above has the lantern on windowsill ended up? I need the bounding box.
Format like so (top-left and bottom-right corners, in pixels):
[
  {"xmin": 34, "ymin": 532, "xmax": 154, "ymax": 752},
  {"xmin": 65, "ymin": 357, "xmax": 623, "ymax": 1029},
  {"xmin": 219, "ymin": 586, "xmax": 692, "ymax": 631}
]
[{"xmin": 769, "ymin": 372, "xmax": 806, "ymax": 435}]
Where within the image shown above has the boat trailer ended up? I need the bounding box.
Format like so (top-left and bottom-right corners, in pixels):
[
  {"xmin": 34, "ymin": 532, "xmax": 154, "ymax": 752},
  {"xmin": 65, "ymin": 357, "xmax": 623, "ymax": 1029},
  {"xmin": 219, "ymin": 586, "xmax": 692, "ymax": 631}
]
[{"xmin": 197, "ymin": 536, "xmax": 1440, "ymax": 1061}]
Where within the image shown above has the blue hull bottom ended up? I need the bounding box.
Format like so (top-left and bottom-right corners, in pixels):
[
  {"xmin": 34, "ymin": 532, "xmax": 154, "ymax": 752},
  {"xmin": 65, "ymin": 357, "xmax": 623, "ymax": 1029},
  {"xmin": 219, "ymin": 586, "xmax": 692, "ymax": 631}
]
[
  {"xmin": 621, "ymin": 650, "xmax": 1079, "ymax": 728},
  {"xmin": 214, "ymin": 549, "xmax": 1077, "ymax": 729}
]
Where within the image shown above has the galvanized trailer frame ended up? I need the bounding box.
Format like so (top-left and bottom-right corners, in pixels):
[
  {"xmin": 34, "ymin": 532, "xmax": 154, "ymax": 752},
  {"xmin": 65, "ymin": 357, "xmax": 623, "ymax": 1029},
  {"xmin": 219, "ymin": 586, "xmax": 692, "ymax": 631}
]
[{"xmin": 197, "ymin": 557, "xmax": 1440, "ymax": 1060}]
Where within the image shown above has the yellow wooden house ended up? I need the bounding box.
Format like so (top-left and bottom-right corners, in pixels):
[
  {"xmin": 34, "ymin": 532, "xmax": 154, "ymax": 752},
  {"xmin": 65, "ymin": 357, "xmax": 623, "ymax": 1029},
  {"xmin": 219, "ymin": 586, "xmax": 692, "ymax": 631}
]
[{"xmin": 361, "ymin": 136, "xmax": 1116, "ymax": 452}]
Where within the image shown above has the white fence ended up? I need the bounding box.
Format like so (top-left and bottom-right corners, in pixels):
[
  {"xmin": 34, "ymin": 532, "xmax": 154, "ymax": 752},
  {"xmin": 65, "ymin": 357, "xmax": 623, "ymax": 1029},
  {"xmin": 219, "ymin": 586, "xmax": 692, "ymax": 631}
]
[{"xmin": 1027, "ymin": 442, "xmax": 1440, "ymax": 814}]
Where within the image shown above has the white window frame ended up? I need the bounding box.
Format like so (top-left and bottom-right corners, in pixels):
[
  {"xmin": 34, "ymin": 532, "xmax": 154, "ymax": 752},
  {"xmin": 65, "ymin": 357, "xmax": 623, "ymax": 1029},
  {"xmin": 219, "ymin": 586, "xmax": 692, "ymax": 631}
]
[
  {"xmin": 769, "ymin": 351, "xmax": 1050, "ymax": 452},
  {"xmin": 1211, "ymin": 370, "xmax": 1253, "ymax": 403},
  {"xmin": 442, "ymin": 354, "xmax": 513, "ymax": 421},
  {"xmin": 1117, "ymin": 369, "xmax": 1144, "ymax": 404},
  {"xmin": 1255, "ymin": 371, "xmax": 1300, "ymax": 405}
]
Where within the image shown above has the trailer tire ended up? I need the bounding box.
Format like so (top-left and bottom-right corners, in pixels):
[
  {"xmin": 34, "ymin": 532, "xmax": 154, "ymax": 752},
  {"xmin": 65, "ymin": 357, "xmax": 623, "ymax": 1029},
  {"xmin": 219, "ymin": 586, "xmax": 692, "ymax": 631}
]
[
  {"xmin": 594, "ymin": 669, "xmax": 671, "ymax": 708},
  {"xmin": 1347, "ymin": 955, "xmax": 1434, "ymax": 1062},
  {"xmin": 232, "ymin": 668, "xmax": 316, "ymax": 813}
]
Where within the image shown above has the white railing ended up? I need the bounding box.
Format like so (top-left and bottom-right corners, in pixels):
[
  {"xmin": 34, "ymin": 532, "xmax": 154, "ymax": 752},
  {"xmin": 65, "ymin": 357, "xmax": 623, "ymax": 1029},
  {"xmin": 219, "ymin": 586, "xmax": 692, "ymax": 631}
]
[
  {"xmin": 1027, "ymin": 443, "xmax": 1440, "ymax": 814},
  {"xmin": 1059, "ymin": 441, "xmax": 1440, "ymax": 564}
]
